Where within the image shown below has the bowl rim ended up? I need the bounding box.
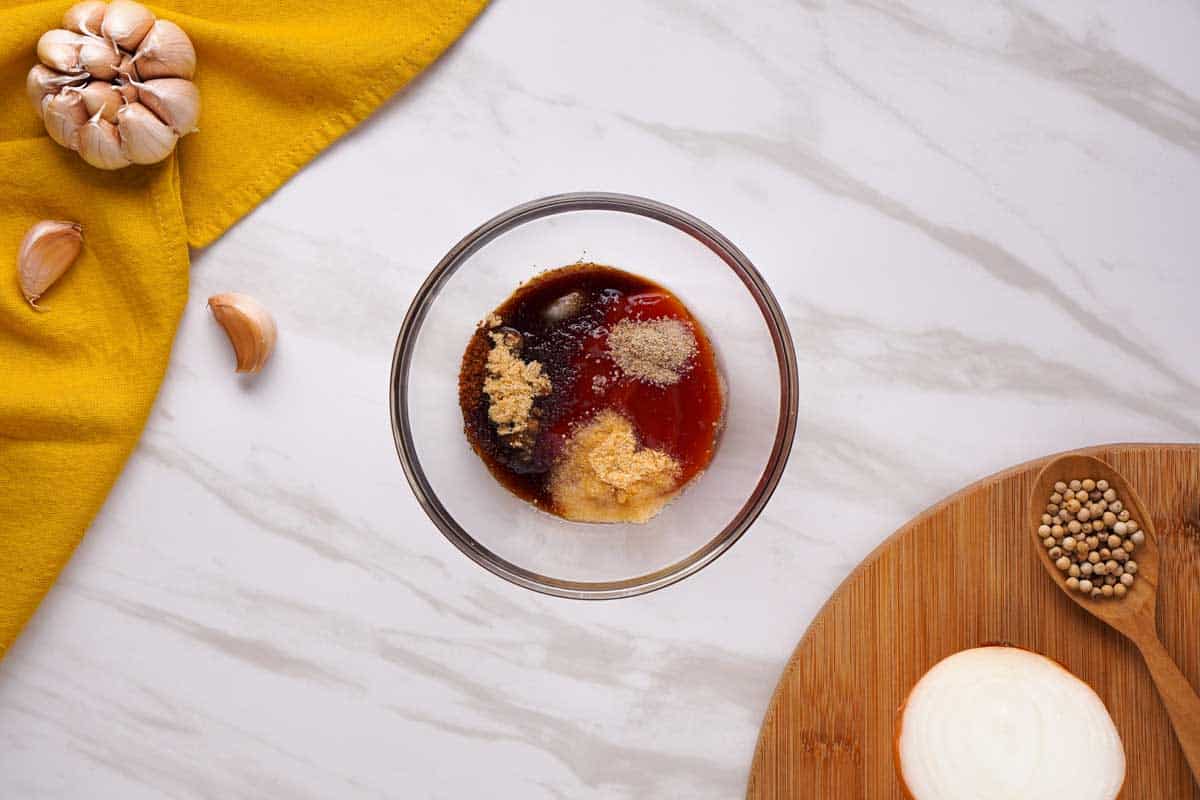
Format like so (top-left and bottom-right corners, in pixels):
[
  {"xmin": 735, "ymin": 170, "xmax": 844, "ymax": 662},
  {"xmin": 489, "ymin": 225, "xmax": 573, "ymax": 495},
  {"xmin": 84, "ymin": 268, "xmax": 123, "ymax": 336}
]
[{"xmin": 389, "ymin": 191, "xmax": 798, "ymax": 599}]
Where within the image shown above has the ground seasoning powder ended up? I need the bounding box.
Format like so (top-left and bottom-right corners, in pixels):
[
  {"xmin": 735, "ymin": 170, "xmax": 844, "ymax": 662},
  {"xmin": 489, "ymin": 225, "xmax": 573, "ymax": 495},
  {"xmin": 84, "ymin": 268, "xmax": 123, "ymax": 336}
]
[
  {"xmin": 606, "ymin": 317, "xmax": 697, "ymax": 386},
  {"xmin": 549, "ymin": 410, "xmax": 681, "ymax": 523}
]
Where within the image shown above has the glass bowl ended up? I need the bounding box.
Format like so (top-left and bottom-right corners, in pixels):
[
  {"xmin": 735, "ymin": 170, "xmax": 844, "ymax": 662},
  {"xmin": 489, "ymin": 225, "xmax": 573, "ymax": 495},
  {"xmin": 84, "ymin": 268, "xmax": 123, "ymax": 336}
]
[{"xmin": 389, "ymin": 192, "xmax": 797, "ymax": 599}]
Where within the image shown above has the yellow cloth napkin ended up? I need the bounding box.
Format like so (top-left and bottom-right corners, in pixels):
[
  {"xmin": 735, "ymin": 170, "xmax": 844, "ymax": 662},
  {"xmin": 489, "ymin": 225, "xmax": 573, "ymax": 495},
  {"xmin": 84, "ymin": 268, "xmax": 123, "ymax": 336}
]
[{"xmin": 0, "ymin": 0, "xmax": 487, "ymax": 657}]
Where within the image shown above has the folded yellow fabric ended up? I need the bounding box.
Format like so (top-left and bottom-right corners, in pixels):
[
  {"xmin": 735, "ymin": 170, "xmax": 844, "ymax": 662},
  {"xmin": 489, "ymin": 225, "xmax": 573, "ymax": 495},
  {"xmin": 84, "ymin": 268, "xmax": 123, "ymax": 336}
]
[{"xmin": 0, "ymin": 0, "xmax": 487, "ymax": 658}]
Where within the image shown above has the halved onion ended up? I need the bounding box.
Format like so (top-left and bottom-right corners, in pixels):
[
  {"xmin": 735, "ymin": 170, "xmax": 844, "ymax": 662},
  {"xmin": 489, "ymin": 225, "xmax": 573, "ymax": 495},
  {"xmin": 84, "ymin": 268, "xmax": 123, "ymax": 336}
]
[{"xmin": 896, "ymin": 646, "xmax": 1124, "ymax": 800}]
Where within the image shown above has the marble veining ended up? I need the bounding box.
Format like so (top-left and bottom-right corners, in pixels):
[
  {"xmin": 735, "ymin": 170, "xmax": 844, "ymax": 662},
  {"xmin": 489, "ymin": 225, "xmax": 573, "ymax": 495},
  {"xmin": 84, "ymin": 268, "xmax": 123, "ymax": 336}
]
[{"xmin": 2, "ymin": 1, "xmax": 1199, "ymax": 797}]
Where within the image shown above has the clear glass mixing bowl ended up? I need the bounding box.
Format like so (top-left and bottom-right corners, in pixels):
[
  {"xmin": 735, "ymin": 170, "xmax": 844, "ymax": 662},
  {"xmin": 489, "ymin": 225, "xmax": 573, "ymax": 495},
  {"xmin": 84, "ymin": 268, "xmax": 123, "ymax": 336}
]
[{"xmin": 390, "ymin": 192, "xmax": 797, "ymax": 599}]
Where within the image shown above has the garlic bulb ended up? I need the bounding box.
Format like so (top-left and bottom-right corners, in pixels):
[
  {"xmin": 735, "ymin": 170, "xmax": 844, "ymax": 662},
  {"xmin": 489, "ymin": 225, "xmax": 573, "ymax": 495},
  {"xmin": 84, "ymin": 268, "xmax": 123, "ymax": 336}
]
[
  {"xmin": 18, "ymin": 220, "xmax": 84, "ymax": 309},
  {"xmin": 28, "ymin": 1, "xmax": 199, "ymax": 169},
  {"xmin": 208, "ymin": 294, "xmax": 277, "ymax": 374},
  {"xmin": 63, "ymin": 0, "xmax": 107, "ymax": 36},
  {"xmin": 133, "ymin": 20, "xmax": 195, "ymax": 80}
]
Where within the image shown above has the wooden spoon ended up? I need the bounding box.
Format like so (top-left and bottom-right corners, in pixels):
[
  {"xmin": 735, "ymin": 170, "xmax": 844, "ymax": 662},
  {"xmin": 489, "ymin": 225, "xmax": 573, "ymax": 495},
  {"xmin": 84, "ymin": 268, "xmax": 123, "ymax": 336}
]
[{"xmin": 1031, "ymin": 453, "xmax": 1200, "ymax": 784}]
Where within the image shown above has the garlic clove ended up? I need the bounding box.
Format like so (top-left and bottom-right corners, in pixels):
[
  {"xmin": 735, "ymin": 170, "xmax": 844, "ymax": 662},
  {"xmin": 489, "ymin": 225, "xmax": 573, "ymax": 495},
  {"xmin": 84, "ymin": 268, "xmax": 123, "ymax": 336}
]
[
  {"xmin": 37, "ymin": 29, "xmax": 88, "ymax": 73},
  {"xmin": 42, "ymin": 90, "xmax": 89, "ymax": 150},
  {"xmin": 135, "ymin": 78, "xmax": 200, "ymax": 134},
  {"xmin": 63, "ymin": 0, "xmax": 107, "ymax": 36},
  {"xmin": 208, "ymin": 293, "xmax": 277, "ymax": 374},
  {"xmin": 132, "ymin": 20, "xmax": 196, "ymax": 80},
  {"xmin": 101, "ymin": 0, "xmax": 155, "ymax": 51},
  {"xmin": 79, "ymin": 81, "xmax": 124, "ymax": 123},
  {"xmin": 27, "ymin": 64, "xmax": 86, "ymax": 114},
  {"xmin": 79, "ymin": 37, "xmax": 123, "ymax": 81},
  {"xmin": 116, "ymin": 102, "xmax": 177, "ymax": 164},
  {"xmin": 78, "ymin": 111, "xmax": 131, "ymax": 169},
  {"xmin": 17, "ymin": 220, "xmax": 84, "ymax": 309}
]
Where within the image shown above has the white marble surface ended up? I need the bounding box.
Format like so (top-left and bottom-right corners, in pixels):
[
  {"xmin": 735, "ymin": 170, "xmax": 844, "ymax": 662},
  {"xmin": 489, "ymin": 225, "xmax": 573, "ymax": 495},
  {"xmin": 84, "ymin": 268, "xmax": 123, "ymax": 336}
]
[{"xmin": 4, "ymin": 1, "xmax": 1200, "ymax": 797}]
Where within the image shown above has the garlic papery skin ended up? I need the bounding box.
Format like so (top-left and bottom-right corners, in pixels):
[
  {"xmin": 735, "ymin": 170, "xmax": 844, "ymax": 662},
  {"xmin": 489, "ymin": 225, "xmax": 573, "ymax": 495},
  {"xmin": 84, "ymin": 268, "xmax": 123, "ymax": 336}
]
[
  {"xmin": 78, "ymin": 111, "xmax": 131, "ymax": 169},
  {"xmin": 63, "ymin": 1, "xmax": 107, "ymax": 36},
  {"xmin": 208, "ymin": 294, "xmax": 277, "ymax": 374},
  {"xmin": 79, "ymin": 37, "xmax": 122, "ymax": 80},
  {"xmin": 18, "ymin": 220, "xmax": 84, "ymax": 310},
  {"xmin": 116, "ymin": 102, "xmax": 177, "ymax": 164},
  {"xmin": 42, "ymin": 90, "xmax": 89, "ymax": 149},
  {"xmin": 79, "ymin": 80, "xmax": 123, "ymax": 123},
  {"xmin": 27, "ymin": 64, "xmax": 85, "ymax": 114},
  {"xmin": 132, "ymin": 20, "xmax": 195, "ymax": 80},
  {"xmin": 37, "ymin": 29, "xmax": 88, "ymax": 73},
  {"xmin": 101, "ymin": 0, "xmax": 155, "ymax": 51},
  {"xmin": 135, "ymin": 78, "xmax": 200, "ymax": 134}
]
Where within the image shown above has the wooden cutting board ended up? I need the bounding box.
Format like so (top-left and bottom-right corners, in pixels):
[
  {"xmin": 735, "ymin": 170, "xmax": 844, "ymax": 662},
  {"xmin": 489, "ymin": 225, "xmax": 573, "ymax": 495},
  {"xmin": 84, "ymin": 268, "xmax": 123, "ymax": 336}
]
[{"xmin": 747, "ymin": 444, "xmax": 1200, "ymax": 799}]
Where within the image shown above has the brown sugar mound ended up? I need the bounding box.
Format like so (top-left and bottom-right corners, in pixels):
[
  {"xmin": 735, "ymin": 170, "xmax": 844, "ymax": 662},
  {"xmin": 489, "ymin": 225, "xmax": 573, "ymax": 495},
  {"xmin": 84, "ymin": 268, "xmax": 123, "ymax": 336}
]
[
  {"xmin": 549, "ymin": 411, "xmax": 681, "ymax": 523},
  {"xmin": 483, "ymin": 329, "xmax": 551, "ymax": 440},
  {"xmin": 607, "ymin": 318, "xmax": 697, "ymax": 386}
]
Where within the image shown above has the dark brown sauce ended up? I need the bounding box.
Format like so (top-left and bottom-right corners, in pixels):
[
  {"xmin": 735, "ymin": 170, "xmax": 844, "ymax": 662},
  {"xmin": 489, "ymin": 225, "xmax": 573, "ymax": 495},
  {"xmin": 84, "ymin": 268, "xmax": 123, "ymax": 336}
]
[{"xmin": 459, "ymin": 263, "xmax": 724, "ymax": 516}]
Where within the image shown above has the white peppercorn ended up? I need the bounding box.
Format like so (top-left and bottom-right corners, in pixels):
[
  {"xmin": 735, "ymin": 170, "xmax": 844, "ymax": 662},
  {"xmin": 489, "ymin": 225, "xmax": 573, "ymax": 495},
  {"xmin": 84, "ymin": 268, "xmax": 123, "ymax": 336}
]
[{"xmin": 1039, "ymin": 477, "xmax": 1138, "ymax": 600}]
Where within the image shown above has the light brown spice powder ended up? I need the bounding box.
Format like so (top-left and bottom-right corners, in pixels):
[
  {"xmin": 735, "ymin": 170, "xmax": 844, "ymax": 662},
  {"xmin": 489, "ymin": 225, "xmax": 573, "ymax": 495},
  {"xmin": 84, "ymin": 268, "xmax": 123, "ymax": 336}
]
[
  {"xmin": 607, "ymin": 317, "xmax": 697, "ymax": 386},
  {"xmin": 482, "ymin": 331, "xmax": 551, "ymax": 437},
  {"xmin": 549, "ymin": 410, "xmax": 681, "ymax": 523}
]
